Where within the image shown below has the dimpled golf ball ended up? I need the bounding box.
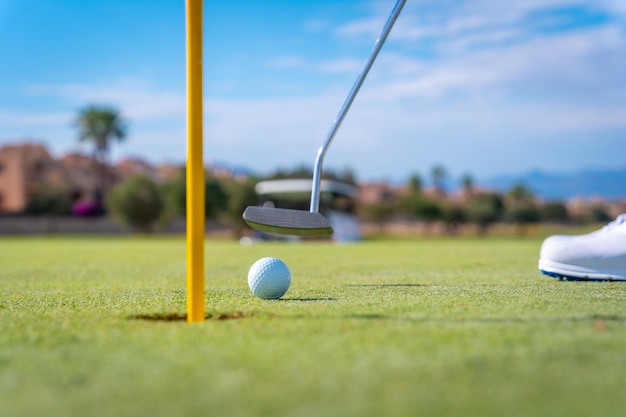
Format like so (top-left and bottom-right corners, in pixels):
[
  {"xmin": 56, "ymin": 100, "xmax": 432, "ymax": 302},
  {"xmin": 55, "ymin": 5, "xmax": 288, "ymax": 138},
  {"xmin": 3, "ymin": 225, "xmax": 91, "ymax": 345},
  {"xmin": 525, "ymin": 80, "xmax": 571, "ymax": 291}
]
[{"xmin": 248, "ymin": 257, "xmax": 291, "ymax": 299}]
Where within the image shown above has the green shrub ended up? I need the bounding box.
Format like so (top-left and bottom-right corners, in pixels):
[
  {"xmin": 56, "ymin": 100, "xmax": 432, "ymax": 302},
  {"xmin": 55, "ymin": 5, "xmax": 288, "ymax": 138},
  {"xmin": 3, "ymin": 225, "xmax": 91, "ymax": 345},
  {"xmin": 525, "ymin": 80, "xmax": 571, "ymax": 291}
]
[
  {"xmin": 586, "ymin": 204, "xmax": 611, "ymax": 223},
  {"xmin": 161, "ymin": 169, "xmax": 229, "ymax": 220},
  {"xmin": 223, "ymin": 179, "xmax": 259, "ymax": 237},
  {"xmin": 466, "ymin": 193, "xmax": 504, "ymax": 235},
  {"xmin": 106, "ymin": 175, "xmax": 164, "ymax": 232},
  {"xmin": 24, "ymin": 185, "xmax": 72, "ymax": 216},
  {"xmin": 401, "ymin": 195, "xmax": 443, "ymax": 222},
  {"xmin": 359, "ymin": 200, "xmax": 397, "ymax": 230},
  {"xmin": 539, "ymin": 201, "xmax": 569, "ymax": 222}
]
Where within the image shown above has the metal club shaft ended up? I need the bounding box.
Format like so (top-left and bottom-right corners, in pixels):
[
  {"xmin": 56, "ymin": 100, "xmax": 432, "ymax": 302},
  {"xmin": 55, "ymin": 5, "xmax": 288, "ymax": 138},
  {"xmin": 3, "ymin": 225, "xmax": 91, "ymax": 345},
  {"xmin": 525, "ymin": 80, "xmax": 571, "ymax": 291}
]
[{"xmin": 309, "ymin": 0, "xmax": 407, "ymax": 213}]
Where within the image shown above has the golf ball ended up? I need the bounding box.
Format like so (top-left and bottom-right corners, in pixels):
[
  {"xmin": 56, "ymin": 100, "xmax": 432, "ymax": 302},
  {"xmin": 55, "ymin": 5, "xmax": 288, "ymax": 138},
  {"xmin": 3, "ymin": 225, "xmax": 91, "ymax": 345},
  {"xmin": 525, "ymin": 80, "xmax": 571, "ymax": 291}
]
[{"xmin": 248, "ymin": 257, "xmax": 291, "ymax": 299}]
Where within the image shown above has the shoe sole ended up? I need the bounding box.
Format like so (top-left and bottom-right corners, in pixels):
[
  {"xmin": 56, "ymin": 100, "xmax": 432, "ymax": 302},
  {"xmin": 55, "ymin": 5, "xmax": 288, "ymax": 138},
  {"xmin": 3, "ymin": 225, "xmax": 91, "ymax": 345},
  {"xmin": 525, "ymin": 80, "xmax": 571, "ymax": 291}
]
[
  {"xmin": 540, "ymin": 269, "xmax": 625, "ymax": 282},
  {"xmin": 539, "ymin": 259, "xmax": 626, "ymax": 282}
]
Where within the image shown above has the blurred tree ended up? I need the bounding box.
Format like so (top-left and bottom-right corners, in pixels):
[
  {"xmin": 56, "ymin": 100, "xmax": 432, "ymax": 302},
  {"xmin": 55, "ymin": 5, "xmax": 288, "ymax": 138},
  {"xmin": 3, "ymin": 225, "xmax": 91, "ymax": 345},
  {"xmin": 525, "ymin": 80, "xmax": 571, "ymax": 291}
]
[
  {"xmin": 161, "ymin": 167, "xmax": 229, "ymax": 220},
  {"xmin": 161, "ymin": 170, "xmax": 186, "ymax": 220},
  {"xmin": 358, "ymin": 200, "xmax": 397, "ymax": 233},
  {"xmin": 106, "ymin": 175, "xmax": 164, "ymax": 233},
  {"xmin": 430, "ymin": 164, "xmax": 447, "ymax": 194},
  {"xmin": 401, "ymin": 194, "xmax": 443, "ymax": 233},
  {"xmin": 267, "ymin": 165, "xmax": 312, "ymax": 180},
  {"xmin": 586, "ymin": 204, "xmax": 611, "ymax": 223},
  {"xmin": 224, "ymin": 178, "xmax": 259, "ymax": 238},
  {"xmin": 336, "ymin": 167, "xmax": 358, "ymax": 186},
  {"xmin": 407, "ymin": 173, "xmax": 422, "ymax": 194},
  {"xmin": 506, "ymin": 203, "xmax": 541, "ymax": 235},
  {"xmin": 466, "ymin": 193, "xmax": 504, "ymax": 235},
  {"xmin": 24, "ymin": 185, "xmax": 72, "ymax": 216},
  {"xmin": 540, "ymin": 201, "xmax": 569, "ymax": 223},
  {"xmin": 505, "ymin": 183, "xmax": 539, "ymax": 235},
  {"xmin": 507, "ymin": 182, "xmax": 534, "ymax": 203},
  {"xmin": 75, "ymin": 105, "xmax": 127, "ymax": 204},
  {"xmin": 205, "ymin": 177, "xmax": 230, "ymax": 219},
  {"xmin": 267, "ymin": 165, "xmax": 357, "ymax": 185},
  {"xmin": 460, "ymin": 173, "xmax": 475, "ymax": 198},
  {"xmin": 441, "ymin": 203, "xmax": 467, "ymax": 234}
]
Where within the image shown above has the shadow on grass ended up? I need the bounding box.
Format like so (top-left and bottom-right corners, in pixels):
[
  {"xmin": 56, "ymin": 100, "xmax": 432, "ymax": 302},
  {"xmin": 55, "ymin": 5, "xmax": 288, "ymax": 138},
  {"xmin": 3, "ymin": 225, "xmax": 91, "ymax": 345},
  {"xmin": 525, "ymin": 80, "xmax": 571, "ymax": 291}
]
[
  {"xmin": 342, "ymin": 313, "xmax": 626, "ymax": 325},
  {"xmin": 280, "ymin": 298, "xmax": 338, "ymax": 302},
  {"xmin": 129, "ymin": 311, "xmax": 247, "ymax": 322},
  {"xmin": 278, "ymin": 313, "xmax": 625, "ymax": 326},
  {"xmin": 345, "ymin": 284, "xmax": 426, "ymax": 287},
  {"xmin": 129, "ymin": 311, "xmax": 624, "ymax": 327}
]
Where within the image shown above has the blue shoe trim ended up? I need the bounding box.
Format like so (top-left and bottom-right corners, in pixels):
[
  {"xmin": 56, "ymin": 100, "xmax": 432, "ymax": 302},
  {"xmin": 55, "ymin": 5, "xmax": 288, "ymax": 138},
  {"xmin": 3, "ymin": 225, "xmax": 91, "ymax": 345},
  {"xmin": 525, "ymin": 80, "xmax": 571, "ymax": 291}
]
[{"xmin": 540, "ymin": 270, "xmax": 621, "ymax": 282}]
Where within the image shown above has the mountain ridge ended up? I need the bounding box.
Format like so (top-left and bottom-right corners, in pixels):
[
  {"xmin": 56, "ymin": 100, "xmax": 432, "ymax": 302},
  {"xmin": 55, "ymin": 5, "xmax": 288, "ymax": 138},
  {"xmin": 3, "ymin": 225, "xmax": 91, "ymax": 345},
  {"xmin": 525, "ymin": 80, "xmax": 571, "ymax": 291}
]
[{"xmin": 481, "ymin": 166, "xmax": 626, "ymax": 200}]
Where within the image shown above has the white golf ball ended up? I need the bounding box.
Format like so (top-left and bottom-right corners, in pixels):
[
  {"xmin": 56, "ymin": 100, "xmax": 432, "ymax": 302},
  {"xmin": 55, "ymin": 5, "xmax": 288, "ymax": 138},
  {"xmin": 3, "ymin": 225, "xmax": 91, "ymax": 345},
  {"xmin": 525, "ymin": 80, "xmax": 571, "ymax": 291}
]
[{"xmin": 248, "ymin": 257, "xmax": 291, "ymax": 299}]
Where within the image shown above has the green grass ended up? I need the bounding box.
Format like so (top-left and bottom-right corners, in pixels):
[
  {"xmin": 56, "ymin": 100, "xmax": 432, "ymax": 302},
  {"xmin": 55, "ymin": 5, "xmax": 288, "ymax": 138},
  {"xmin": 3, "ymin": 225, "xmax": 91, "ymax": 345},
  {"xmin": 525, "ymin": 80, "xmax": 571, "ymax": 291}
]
[{"xmin": 1, "ymin": 236, "xmax": 624, "ymax": 417}]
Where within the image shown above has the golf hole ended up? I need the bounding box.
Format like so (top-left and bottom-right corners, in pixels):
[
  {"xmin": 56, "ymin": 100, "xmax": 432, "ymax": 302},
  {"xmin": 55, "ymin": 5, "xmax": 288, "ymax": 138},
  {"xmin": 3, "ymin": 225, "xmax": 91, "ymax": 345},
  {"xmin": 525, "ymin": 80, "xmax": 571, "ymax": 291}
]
[{"xmin": 130, "ymin": 311, "xmax": 247, "ymax": 322}]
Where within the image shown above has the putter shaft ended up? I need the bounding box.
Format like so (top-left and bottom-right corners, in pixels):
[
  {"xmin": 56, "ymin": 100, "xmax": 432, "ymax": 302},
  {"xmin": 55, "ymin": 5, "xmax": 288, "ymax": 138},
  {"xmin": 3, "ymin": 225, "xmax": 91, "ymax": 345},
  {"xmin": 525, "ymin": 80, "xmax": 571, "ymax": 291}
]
[
  {"xmin": 310, "ymin": 0, "xmax": 406, "ymax": 213},
  {"xmin": 241, "ymin": 0, "xmax": 406, "ymax": 236}
]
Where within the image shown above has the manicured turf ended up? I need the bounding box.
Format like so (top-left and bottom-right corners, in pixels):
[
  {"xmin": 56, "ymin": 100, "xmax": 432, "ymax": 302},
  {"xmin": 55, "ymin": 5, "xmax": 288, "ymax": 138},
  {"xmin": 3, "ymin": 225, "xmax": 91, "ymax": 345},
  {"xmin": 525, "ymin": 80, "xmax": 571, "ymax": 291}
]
[{"xmin": 1, "ymin": 235, "xmax": 624, "ymax": 417}]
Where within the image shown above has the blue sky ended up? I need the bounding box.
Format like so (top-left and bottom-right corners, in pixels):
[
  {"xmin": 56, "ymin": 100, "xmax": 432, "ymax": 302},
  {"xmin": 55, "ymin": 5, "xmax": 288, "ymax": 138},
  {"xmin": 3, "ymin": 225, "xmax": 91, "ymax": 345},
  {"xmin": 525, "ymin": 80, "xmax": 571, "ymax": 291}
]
[{"xmin": 1, "ymin": 0, "xmax": 625, "ymax": 182}]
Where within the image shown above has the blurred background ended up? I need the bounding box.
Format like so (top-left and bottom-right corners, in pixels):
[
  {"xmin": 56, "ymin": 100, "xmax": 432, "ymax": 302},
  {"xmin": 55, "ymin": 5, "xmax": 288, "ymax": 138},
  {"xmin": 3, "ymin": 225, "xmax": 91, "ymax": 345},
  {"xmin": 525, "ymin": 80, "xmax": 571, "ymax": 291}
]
[{"xmin": 1, "ymin": 0, "xmax": 625, "ymax": 236}]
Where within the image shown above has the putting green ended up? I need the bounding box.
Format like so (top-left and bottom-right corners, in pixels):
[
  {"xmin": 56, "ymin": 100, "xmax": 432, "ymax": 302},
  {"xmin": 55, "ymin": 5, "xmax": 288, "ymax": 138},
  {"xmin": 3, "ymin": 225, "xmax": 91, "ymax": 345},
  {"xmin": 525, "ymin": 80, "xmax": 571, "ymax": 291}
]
[{"xmin": 0, "ymin": 236, "xmax": 624, "ymax": 417}]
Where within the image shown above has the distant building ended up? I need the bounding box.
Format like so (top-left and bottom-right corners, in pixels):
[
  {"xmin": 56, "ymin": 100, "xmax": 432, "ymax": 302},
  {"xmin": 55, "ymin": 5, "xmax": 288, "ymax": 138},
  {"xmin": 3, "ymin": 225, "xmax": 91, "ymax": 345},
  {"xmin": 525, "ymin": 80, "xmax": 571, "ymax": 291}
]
[
  {"xmin": 0, "ymin": 141, "xmax": 241, "ymax": 214},
  {"xmin": 59, "ymin": 152, "xmax": 117, "ymax": 193},
  {"xmin": 1, "ymin": 143, "xmax": 71, "ymax": 213},
  {"xmin": 357, "ymin": 182, "xmax": 406, "ymax": 205},
  {"xmin": 116, "ymin": 157, "xmax": 172, "ymax": 183},
  {"xmin": 0, "ymin": 142, "xmax": 104, "ymax": 213}
]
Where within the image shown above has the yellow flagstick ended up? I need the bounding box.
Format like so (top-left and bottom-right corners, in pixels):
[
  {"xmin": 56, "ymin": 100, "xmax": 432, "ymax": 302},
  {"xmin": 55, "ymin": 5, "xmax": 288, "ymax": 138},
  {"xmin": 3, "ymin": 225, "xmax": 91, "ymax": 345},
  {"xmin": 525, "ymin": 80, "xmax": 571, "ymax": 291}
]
[{"xmin": 185, "ymin": 0, "xmax": 205, "ymax": 323}]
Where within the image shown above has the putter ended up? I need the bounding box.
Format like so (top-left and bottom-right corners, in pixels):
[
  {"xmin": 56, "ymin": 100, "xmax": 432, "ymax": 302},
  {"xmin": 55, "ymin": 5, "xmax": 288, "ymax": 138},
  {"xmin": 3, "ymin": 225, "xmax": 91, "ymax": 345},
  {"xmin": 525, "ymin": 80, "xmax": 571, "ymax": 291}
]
[{"xmin": 243, "ymin": 0, "xmax": 406, "ymax": 236}]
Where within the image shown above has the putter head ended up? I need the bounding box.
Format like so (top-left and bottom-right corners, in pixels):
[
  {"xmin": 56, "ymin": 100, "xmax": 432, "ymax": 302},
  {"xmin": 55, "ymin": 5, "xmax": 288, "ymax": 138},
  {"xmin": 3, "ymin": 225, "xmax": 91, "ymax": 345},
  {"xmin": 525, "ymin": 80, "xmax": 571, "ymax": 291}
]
[{"xmin": 243, "ymin": 206, "xmax": 334, "ymax": 237}]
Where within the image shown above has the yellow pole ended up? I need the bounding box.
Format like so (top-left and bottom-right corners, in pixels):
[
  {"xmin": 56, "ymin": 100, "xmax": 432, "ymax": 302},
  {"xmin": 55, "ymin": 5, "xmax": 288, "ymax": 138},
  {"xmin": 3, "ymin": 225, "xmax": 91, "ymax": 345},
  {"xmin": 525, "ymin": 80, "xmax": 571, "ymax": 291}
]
[{"xmin": 185, "ymin": 0, "xmax": 205, "ymax": 323}]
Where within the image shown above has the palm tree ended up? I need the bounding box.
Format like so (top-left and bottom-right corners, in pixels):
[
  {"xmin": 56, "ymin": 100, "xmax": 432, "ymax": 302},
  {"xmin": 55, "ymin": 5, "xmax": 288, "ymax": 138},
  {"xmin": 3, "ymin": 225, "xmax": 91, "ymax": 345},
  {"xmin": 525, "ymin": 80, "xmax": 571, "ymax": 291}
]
[
  {"xmin": 407, "ymin": 173, "xmax": 422, "ymax": 194},
  {"xmin": 505, "ymin": 183, "xmax": 539, "ymax": 235},
  {"xmin": 430, "ymin": 164, "xmax": 447, "ymax": 195},
  {"xmin": 461, "ymin": 173, "xmax": 475, "ymax": 198},
  {"xmin": 507, "ymin": 182, "xmax": 534, "ymax": 203},
  {"xmin": 76, "ymin": 105, "xmax": 127, "ymax": 204}
]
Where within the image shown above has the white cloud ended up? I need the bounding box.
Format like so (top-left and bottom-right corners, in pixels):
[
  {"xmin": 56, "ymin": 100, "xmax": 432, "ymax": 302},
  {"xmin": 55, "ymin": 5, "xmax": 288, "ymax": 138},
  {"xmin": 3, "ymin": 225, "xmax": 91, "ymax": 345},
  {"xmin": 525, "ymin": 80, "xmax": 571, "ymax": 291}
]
[
  {"xmin": 1, "ymin": 79, "xmax": 186, "ymax": 163},
  {"xmin": 100, "ymin": 0, "xmax": 626, "ymax": 178},
  {"xmin": 197, "ymin": 2, "xmax": 626, "ymax": 177},
  {"xmin": 303, "ymin": 18, "xmax": 331, "ymax": 33},
  {"xmin": 3, "ymin": 0, "xmax": 626, "ymax": 180},
  {"xmin": 25, "ymin": 78, "xmax": 185, "ymax": 121},
  {"xmin": 267, "ymin": 56, "xmax": 307, "ymax": 69},
  {"xmin": 0, "ymin": 109, "xmax": 72, "ymax": 128},
  {"xmin": 359, "ymin": 23, "xmax": 626, "ymax": 102},
  {"xmin": 317, "ymin": 59, "xmax": 364, "ymax": 74},
  {"xmin": 336, "ymin": 16, "xmax": 382, "ymax": 39},
  {"xmin": 346, "ymin": 0, "xmax": 626, "ymax": 55}
]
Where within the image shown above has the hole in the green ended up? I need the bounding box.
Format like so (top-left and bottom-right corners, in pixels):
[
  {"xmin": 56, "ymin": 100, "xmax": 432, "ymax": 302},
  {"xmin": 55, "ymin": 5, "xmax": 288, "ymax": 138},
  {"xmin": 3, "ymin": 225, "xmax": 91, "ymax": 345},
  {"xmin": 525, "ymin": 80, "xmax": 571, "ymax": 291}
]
[{"xmin": 130, "ymin": 311, "xmax": 247, "ymax": 321}]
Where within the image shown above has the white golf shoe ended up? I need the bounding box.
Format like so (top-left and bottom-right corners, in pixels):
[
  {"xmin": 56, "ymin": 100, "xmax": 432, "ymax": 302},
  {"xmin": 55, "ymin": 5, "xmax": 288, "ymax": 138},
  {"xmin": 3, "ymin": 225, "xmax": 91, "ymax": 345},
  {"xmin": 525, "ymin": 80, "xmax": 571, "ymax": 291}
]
[{"xmin": 538, "ymin": 214, "xmax": 626, "ymax": 281}]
